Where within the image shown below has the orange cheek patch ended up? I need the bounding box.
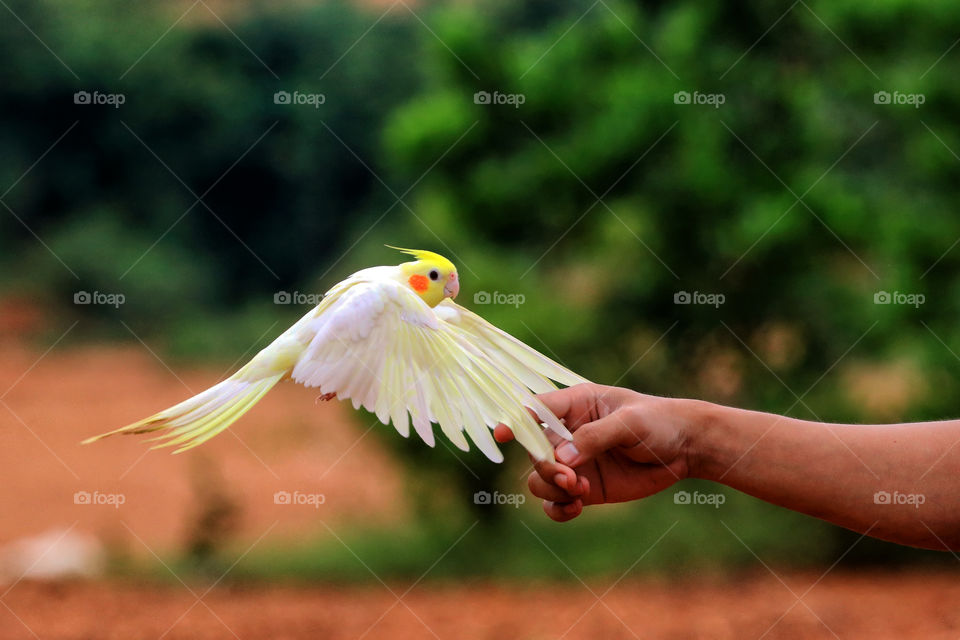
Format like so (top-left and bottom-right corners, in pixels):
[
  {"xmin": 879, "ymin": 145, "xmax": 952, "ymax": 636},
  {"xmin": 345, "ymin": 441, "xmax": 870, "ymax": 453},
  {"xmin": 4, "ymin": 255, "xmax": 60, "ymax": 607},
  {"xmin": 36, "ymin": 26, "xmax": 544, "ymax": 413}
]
[{"xmin": 408, "ymin": 274, "xmax": 429, "ymax": 292}]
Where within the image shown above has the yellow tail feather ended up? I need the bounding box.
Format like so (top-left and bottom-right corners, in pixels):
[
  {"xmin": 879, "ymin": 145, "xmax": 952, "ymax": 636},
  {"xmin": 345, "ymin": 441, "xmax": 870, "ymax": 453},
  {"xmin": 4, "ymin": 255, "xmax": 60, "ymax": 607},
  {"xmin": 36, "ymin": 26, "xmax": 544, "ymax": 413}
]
[{"xmin": 82, "ymin": 374, "xmax": 283, "ymax": 453}]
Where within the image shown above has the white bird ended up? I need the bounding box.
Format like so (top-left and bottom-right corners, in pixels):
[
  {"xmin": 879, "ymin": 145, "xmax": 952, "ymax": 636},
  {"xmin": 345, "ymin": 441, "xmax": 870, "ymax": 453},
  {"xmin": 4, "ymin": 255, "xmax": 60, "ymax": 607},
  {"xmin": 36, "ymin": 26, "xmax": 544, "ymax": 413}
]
[{"xmin": 84, "ymin": 247, "xmax": 587, "ymax": 462}]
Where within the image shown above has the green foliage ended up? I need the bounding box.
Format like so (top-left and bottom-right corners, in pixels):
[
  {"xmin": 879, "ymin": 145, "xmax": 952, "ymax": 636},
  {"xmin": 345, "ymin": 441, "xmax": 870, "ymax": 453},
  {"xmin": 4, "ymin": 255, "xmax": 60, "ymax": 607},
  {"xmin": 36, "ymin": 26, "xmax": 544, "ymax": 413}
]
[
  {"xmin": 0, "ymin": 0, "xmax": 419, "ymax": 356},
  {"xmin": 378, "ymin": 0, "xmax": 960, "ymax": 408},
  {"xmin": 370, "ymin": 0, "xmax": 960, "ymax": 566},
  {"xmin": 157, "ymin": 479, "xmax": 948, "ymax": 583}
]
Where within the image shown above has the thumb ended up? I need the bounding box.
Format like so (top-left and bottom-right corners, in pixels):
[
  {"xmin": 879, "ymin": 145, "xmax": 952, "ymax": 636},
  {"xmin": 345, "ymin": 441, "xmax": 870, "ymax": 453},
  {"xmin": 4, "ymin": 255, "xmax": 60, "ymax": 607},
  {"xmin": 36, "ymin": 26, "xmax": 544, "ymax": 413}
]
[{"xmin": 554, "ymin": 409, "xmax": 640, "ymax": 466}]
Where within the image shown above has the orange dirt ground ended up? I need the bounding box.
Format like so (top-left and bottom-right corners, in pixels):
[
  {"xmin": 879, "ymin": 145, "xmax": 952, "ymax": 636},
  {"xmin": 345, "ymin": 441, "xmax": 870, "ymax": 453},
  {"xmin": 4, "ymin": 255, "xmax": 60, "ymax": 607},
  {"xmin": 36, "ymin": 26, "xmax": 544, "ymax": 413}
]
[
  {"xmin": 2, "ymin": 571, "xmax": 960, "ymax": 639},
  {"xmin": 0, "ymin": 333, "xmax": 410, "ymax": 554}
]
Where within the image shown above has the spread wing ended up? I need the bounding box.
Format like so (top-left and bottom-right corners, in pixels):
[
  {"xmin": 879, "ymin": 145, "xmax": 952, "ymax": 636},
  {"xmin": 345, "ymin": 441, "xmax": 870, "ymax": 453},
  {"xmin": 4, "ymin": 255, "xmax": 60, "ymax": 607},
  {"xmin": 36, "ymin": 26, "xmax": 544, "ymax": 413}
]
[{"xmin": 290, "ymin": 279, "xmax": 587, "ymax": 461}]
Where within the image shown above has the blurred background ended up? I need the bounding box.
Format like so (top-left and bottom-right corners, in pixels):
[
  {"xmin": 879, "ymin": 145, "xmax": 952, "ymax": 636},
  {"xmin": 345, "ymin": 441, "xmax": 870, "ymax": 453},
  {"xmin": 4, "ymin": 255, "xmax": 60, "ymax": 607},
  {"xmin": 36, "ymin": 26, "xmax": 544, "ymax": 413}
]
[{"xmin": 1, "ymin": 0, "xmax": 959, "ymax": 637}]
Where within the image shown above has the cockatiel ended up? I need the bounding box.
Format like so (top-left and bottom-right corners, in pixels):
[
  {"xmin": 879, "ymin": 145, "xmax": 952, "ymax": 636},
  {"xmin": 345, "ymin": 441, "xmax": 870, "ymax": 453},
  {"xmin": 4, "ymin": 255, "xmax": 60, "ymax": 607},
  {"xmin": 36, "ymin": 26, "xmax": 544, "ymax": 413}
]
[{"xmin": 84, "ymin": 248, "xmax": 588, "ymax": 462}]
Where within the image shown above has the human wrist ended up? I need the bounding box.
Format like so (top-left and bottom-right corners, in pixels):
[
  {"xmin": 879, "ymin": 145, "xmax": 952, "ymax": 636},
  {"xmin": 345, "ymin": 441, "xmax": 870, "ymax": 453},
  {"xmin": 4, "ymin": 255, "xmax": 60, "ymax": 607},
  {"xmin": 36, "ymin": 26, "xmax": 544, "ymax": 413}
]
[{"xmin": 676, "ymin": 397, "xmax": 730, "ymax": 481}]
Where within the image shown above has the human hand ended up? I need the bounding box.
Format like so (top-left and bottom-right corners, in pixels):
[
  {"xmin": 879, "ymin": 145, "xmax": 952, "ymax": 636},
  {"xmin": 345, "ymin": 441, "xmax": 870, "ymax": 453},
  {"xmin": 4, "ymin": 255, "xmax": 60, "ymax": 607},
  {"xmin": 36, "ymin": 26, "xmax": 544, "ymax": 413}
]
[{"xmin": 494, "ymin": 383, "xmax": 693, "ymax": 522}]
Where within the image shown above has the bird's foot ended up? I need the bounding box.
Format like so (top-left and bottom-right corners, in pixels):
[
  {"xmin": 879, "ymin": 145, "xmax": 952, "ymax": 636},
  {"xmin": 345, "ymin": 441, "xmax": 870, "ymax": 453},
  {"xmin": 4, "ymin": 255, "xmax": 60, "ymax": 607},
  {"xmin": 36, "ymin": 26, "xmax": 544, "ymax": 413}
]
[{"xmin": 317, "ymin": 392, "xmax": 337, "ymax": 402}]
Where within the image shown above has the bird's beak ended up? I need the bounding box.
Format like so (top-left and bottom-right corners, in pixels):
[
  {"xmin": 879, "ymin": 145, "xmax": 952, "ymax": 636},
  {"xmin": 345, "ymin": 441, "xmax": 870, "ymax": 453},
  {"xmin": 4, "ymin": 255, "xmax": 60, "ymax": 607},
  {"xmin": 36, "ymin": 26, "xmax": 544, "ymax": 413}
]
[{"xmin": 444, "ymin": 273, "xmax": 459, "ymax": 299}]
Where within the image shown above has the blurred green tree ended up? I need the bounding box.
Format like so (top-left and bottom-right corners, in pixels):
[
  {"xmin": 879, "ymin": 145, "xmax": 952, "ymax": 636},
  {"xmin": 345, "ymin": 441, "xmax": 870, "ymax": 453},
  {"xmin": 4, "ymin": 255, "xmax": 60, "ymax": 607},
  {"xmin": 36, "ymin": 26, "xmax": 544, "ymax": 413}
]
[
  {"xmin": 370, "ymin": 0, "xmax": 960, "ymax": 561},
  {"xmin": 0, "ymin": 0, "xmax": 419, "ymax": 356}
]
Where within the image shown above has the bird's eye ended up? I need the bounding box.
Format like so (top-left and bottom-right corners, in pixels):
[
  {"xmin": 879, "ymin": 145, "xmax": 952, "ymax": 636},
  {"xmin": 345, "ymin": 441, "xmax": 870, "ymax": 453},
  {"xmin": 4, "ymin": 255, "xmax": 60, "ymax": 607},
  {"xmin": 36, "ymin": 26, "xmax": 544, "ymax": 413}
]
[{"xmin": 429, "ymin": 269, "xmax": 439, "ymax": 281}]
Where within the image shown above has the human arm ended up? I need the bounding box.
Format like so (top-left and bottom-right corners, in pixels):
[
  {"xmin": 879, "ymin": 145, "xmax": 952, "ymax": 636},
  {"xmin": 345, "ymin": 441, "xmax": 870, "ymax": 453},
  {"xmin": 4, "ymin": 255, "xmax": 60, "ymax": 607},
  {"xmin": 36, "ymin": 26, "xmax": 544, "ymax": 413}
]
[{"xmin": 495, "ymin": 383, "xmax": 960, "ymax": 551}]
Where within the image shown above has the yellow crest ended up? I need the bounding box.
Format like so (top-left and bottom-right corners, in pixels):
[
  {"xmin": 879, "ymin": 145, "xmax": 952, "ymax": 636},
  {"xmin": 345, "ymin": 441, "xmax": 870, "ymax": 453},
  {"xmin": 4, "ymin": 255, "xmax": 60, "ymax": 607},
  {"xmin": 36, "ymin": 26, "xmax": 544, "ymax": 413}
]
[{"xmin": 385, "ymin": 245, "xmax": 456, "ymax": 271}]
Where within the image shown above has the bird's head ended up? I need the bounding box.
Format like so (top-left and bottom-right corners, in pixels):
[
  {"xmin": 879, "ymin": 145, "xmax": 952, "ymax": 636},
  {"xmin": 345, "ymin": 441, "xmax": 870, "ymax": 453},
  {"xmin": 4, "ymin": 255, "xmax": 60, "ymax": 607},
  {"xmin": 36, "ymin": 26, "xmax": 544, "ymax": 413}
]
[{"xmin": 390, "ymin": 246, "xmax": 459, "ymax": 307}]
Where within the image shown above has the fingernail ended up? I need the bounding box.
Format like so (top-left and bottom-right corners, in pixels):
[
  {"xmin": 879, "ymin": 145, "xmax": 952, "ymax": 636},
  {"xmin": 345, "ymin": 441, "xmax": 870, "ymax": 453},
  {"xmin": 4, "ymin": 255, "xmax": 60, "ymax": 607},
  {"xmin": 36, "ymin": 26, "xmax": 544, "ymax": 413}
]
[
  {"xmin": 556, "ymin": 442, "xmax": 579, "ymax": 465},
  {"xmin": 553, "ymin": 473, "xmax": 567, "ymax": 490}
]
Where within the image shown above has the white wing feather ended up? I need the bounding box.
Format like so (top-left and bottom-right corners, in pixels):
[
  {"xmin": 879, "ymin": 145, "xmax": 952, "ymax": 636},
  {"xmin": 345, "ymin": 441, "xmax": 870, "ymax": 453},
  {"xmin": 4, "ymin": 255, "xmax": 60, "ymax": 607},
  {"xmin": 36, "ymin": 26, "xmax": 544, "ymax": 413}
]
[{"xmin": 290, "ymin": 276, "xmax": 587, "ymax": 461}]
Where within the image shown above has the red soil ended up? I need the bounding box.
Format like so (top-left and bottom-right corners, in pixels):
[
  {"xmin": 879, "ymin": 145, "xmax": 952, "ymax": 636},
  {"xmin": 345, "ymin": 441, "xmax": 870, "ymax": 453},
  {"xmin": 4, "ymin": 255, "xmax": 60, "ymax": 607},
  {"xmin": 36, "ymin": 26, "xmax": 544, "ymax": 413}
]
[
  {"xmin": 0, "ymin": 338, "xmax": 409, "ymax": 554},
  {"xmin": 2, "ymin": 571, "xmax": 959, "ymax": 640}
]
